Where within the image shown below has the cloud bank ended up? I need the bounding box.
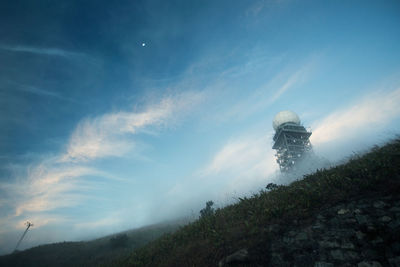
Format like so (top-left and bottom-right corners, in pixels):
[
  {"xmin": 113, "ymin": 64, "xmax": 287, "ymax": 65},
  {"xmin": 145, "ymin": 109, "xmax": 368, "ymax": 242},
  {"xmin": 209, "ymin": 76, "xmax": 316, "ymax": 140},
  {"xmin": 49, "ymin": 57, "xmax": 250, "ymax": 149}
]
[{"xmin": 312, "ymin": 88, "xmax": 400, "ymax": 145}]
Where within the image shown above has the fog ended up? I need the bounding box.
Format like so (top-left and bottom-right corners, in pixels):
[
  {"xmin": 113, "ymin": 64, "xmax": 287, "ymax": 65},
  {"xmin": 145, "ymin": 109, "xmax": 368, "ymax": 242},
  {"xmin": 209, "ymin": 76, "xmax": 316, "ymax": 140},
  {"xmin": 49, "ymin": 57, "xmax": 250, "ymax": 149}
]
[{"xmin": 1, "ymin": 0, "xmax": 400, "ymax": 257}]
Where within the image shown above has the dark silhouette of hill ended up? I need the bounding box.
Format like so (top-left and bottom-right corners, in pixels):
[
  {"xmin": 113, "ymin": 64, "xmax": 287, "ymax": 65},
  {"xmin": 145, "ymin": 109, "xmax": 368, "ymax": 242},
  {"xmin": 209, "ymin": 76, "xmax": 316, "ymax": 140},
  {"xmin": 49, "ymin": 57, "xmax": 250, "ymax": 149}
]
[{"xmin": 0, "ymin": 221, "xmax": 183, "ymax": 267}]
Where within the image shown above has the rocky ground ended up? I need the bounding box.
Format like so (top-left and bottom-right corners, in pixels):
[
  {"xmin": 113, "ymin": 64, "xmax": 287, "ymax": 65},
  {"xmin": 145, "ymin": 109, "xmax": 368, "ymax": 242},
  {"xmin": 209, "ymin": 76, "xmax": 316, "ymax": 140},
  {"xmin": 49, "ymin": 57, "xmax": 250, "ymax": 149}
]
[{"xmin": 222, "ymin": 192, "xmax": 400, "ymax": 267}]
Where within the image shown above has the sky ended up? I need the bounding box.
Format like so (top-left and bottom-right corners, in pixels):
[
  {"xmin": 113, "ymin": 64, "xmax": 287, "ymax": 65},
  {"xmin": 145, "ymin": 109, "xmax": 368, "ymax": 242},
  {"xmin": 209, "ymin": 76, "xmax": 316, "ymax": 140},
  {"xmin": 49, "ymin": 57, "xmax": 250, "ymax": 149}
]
[{"xmin": 1, "ymin": 0, "xmax": 400, "ymax": 255}]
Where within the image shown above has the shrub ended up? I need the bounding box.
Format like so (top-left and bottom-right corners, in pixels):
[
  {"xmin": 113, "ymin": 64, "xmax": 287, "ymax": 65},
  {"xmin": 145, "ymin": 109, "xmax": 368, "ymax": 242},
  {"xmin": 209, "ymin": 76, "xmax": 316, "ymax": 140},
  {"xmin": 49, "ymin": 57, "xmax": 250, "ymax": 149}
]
[{"xmin": 200, "ymin": 201, "xmax": 214, "ymax": 218}]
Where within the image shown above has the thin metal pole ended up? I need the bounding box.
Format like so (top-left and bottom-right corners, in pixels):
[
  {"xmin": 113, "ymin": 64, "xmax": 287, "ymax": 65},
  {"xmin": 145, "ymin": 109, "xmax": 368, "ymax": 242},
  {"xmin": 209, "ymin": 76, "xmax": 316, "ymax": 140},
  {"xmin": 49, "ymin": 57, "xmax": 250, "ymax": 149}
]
[{"xmin": 14, "ymin": 222, "xmax": 33, "ymax": 252}]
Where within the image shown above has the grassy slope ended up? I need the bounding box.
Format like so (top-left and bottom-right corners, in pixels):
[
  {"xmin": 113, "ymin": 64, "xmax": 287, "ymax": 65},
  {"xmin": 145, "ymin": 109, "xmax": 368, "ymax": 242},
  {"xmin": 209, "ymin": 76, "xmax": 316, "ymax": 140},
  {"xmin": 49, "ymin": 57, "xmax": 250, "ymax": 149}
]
[
  {"xmin": 0, "ymin": 222, "xmax": 182, "ymax": 267},
  {"xmin": 116, "ymin": 139, "xmax": 400, "ymax": 266}
]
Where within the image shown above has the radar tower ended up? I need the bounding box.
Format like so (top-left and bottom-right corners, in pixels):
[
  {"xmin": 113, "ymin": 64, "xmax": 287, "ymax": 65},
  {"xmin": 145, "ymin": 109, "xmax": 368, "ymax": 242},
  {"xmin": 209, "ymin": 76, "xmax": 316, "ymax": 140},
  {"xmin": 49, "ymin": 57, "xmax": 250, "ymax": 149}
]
[{"xmin": 272, "ymin": 110, "xmax": 312, "ymax": 172}]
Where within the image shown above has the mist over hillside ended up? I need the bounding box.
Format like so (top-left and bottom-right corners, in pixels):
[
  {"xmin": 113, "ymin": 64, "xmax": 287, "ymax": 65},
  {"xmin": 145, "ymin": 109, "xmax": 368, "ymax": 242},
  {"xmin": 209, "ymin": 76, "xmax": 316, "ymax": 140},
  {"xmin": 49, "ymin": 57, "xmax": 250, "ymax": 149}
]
[
  {"xmin": 1, "ymin": 138, "xmax": 399, "ymax": 266},
  {"xmin": 1, "ymin": 0, "xmax": 400, "ymax": 259}
]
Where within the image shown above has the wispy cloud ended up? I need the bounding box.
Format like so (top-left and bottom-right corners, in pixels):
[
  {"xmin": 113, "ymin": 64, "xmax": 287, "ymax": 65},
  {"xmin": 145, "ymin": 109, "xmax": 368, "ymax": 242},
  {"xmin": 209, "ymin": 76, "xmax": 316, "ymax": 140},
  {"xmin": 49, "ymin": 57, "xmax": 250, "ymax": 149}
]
[
  {"xmin": 15, "ymin": 165, "xmax": 99, "ymax": 216},
  {"xmin": 311, "ymin": 87, "xmax": 400, "ymax": 145},
  {"xmin": 204, "ymin": 136, "xmax": 272, "ymax": 176},
  {"xmin": 62, "ymin": 91, "xmax": 204, "ymax": 162},
  {"xmin": 200, "ymin": 133, "xmax": 278, "ymax": 192},
  {"xmin": 218, "ymin": 60, "xmax": 315, "ymax": 121},
  {"xmin": 245, "ymin": 0, "xmax": 289, "ymax": 17},
  {"xmin": 0, "ymin": 45, "xmax": 84, "ymax": 58},
  {"xmin": 268, "ymin": 66, "xmax": 308, "ymax": 103},
  {"xmin": 7, "ymin": 82, "xmax": 76, "ymax": 102}
]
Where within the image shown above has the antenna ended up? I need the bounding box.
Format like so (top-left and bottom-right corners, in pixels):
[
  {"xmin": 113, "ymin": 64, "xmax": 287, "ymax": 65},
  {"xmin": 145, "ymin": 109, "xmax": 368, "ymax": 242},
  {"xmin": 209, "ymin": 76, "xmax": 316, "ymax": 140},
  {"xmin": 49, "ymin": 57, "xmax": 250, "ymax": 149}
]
[
  {"xmin": 13, "ymin": 221, "xmax": 34, "ymax": 253},
  {"xmin": 272, "ymin": 111, "xmax": 312, "ymax": 172}
]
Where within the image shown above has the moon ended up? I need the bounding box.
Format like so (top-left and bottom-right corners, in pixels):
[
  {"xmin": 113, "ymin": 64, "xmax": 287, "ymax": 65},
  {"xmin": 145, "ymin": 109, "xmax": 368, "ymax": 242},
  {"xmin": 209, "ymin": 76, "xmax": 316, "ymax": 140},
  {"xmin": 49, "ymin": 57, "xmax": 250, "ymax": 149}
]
[{"xmin": 142, "ymin": 43, "xmax": 146, "ymax": 47}]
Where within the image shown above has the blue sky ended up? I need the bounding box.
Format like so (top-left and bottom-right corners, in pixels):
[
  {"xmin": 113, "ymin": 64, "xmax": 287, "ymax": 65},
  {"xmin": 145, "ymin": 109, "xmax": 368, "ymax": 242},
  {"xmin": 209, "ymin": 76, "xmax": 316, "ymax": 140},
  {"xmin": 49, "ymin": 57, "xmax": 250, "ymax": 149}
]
[{"xmin": 1, "ymin": 0, "xmax": 400, "ymax": 254}]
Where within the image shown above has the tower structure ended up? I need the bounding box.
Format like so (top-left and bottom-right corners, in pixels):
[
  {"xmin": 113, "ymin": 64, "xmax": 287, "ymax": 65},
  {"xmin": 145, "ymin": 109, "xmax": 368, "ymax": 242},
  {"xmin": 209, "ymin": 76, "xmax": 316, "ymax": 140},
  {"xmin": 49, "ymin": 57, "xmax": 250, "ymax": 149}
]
[{"xmin": 272, "ymin": 110, "xmax": 312, "ymax": 172}]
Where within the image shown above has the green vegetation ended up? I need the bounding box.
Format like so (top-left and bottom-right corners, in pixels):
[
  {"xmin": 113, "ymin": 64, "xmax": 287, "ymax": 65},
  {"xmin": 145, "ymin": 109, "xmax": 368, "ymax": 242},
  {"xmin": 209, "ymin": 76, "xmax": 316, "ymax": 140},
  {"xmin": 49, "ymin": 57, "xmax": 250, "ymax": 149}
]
[
  {"xmin": 0, "ymin": 222, "xmax": 181, "ymax": 267},
  {"xmin": 200, "ymin": 201, "xmax": 215, "ymax": 218},
  {"xmin": 116, "ymin": 138, "xmax": 400, "ymax": 266},
  {"xmin": 110, "ymin": 234, "xmax": 129, "ymax": 249}
]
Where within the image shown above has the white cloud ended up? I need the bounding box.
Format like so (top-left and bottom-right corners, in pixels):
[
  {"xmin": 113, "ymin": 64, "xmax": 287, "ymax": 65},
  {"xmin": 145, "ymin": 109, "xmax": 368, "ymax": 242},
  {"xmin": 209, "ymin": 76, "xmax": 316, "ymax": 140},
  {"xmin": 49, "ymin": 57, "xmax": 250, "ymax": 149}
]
[
  {"xmin": 62, "ymin": 92, "xmax": 203, "ymax": 162},
  {"xmin": 311, "ymin": 88, "xmax": 400, "ymax": 145},
  {"xmin": 12, "ymin": 164, "xmax": 98, "ymax": 216},
  {"xmin": 201, "ymin": 133, "xmax": 278, "ymax": 193},
  {"xmin": 204, "ymin": 137, "xmax": 271, "ymax": 175}
]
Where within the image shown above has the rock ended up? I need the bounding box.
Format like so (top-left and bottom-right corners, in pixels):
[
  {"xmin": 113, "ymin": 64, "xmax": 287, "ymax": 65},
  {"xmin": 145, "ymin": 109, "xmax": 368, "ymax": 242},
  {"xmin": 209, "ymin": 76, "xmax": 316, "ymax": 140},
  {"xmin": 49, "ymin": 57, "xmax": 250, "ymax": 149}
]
[
  {"xmin": 218, "ymin": 249, "xmax": 249, "ymax": 267},
  {"xmin": 341, "ymin": 241, "xmax": 355, "ymax": 249},
  {"xmin": 380, "ymin": 216, "xmax": 392, "ymax": 222},
  {"xmin": 331, "ymin": 250, "xmax": 359, "ymax": 261},
  {"xmin": 345, "ymin": 218, "xmax": 357, "ymax": 224},
  {"xmin": 338, "ymin": 209, "xmax": 350, "ymax": 215},
  {"xmin": 314, "ymin": 262, "xmax": 334, "ymax": 267},
  {"xmin": 355, "ymin": 215, "xmax": 369, "ymax": 225},
  {"xmin": 355, "ymin": 231, "xmax": 366, "ymax": 240},
  {"xmin": 335, "ymin": 229, "xmax": 356, "ymax": 238},
  {"xmin": 319, "ymin": 240, "xmax": 340, "ymax": 248},
  {"xmin": 288, "ymin": 230, "xmax": 297, "ymax": 236},
  {"xmin": 330, "ymin": 250, "xmax": 345, "ymax": 261},
  {"xmin": 354, "ymin": 209, "xmax": 362, "ymax": 214},
  {"xmin": 371, "ymin": 237, "xmax": 383, "ymax": 244},
  {"xmin": 374, "ymin": 209, "xmax": 386, "ymax": 216},
  {"xmin": 373, "ymin": 201, "xmax": 387, "ymax": 209},
  {"xmin": 266, "ymin": 224, "xmax": 280, "ymax": 233},
  {"xmin": 312, "ymin": 222, "xmax": 323, "ymax": 229},
  {"xmin": 388, "ymin": 219, "xmax": 400, "ymax": 229},
  {"xmin": 346, "ymin": 250, "xmax": 360, "ymax": 260},
  {"xmin": 358, "ymin": 261, "xmax": 383, "ymax": 267},
  {"xmin": 295, "ymin": 232, "xmax": 308, "ymax": 241}
]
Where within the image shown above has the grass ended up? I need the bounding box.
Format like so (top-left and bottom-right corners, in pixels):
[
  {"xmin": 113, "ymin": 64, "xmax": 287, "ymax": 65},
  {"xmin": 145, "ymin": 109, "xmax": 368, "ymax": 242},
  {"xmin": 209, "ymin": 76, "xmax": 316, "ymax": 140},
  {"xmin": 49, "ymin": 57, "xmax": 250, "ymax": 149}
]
[
  {"xmin": 115, "ymin": 138, "xmax": 400, "ymax": 266},
  {"xmin": 0, "ymin": 221, "xmax": 182, "ymax": 267}
]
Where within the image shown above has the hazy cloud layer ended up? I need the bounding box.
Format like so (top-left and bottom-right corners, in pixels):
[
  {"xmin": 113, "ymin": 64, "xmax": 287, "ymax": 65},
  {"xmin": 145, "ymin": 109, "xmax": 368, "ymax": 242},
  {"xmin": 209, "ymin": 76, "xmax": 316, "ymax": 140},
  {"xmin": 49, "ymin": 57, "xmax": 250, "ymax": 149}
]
[{"xmin": 312, "ymin": 87, "xmax": 400, "ymax": 145}]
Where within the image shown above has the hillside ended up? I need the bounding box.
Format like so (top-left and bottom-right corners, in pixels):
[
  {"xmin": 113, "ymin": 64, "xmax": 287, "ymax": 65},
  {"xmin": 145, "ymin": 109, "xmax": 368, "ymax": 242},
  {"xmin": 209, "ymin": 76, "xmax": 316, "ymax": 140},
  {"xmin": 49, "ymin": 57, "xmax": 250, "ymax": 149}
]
[
  {"xmin": 1, "ymin": 139, "xmax": 399, "ymax": 267},
  {"xmin": 114, "ymin": 138, "xmax": 400, "ymax": 266},
  {"xmin": 0, "ymin": 221, "xmax": 183, "ymax": 267}
]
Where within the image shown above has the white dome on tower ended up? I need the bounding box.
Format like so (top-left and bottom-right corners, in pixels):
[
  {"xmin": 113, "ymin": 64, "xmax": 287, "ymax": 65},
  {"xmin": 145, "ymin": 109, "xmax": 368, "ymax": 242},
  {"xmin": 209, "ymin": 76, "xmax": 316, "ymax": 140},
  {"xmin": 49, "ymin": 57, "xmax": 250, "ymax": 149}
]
[{"xmin": 273, "ymin": 110, "xmax": 301, "ymax": 131}]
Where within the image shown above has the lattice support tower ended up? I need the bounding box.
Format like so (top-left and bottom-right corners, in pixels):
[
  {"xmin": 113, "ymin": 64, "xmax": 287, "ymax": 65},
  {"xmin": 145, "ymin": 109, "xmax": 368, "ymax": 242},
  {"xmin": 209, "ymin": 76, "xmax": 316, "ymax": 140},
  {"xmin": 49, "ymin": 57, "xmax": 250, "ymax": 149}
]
[{"xmin": 272, "ymin": 111, "xmax": 312, "ymax": 172}]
